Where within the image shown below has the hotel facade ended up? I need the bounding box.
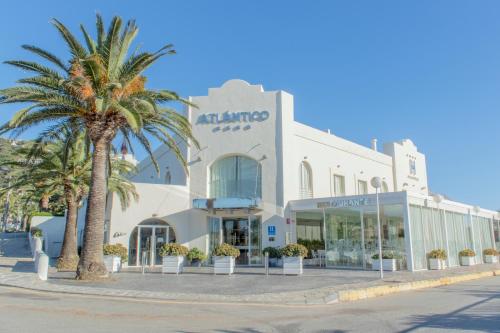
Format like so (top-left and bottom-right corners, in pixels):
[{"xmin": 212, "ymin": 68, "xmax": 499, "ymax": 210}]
[{"xmin": 82, "ymin": 79, "xmax": 499, "ymax": 271}]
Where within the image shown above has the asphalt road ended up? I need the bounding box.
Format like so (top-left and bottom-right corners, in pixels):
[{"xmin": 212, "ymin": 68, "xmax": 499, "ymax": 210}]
[{"xmin": 0, "ymin": 276, "xmax": 498, "ymax": 333}]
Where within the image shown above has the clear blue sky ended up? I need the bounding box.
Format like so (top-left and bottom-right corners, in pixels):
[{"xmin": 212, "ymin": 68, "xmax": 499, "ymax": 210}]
[{"xmin": 0, "ymin": 1, "xmax": 499, "ymax": 210}]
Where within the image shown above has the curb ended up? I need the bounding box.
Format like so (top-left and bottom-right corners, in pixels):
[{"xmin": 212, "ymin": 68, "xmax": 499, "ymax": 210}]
[{"xmin": 335, "ymin": 269, "xmax": 500, "ymax": 303}]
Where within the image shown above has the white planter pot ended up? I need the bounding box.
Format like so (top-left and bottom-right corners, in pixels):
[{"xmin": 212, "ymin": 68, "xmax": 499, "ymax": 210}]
[
  {"xmin": 162, "ymin": 256, "xmax": 185, "ymax": 274},
  {"xmin": 460, "ymin": 256, "xmax": 475, "ymax": 266},
  {"xmin": 372, "ymin": 259, "xmax": 397, "ymax": 271},
  {"xmin": 213, "ymin": 256, "xmax": 235, "ymax": 275},
  {"xmin": 103, "ymin": 255, "xmax": 121, "ymax": 273},
  {"xmin": 429, "ymin": 258, "xmax": 446, "ymax": 270},
  {"xmin": 484, "ymin": 255, "xmax": 498, "ymax": 264},
  {"xmin": 283, "ymin": 256, "xmax": 303, "ymax": 275}
]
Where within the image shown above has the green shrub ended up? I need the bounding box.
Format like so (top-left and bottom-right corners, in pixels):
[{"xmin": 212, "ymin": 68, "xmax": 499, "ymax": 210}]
[
  {"xmin": 212, "ymin": 243, "xmax": 240, "ymax": 258},
  {"xmin": 483, "ymin": 248, "xmax": 499, "ymax": 256},
  {"xmin": 187, "ymin": 247, "xmax": 207, "ymax": 261},
  {"xmin": 30, "ymin": 211, "xmax": 64, "ymax": 217},
  {"xmin": 30, "ymin": 227, "xmax": 42, "ymax": 237},
  {"xmin": 159, "ymin": 243, "xmax": 189, "ymax": 257},
  {"xmin": 372, "ymin": 252, "xmax": 400, "ymax": 260},
  {"xmin": 103, "ymin": 244, "xmax": 128, "ymax": 262},
  {"xmin": 262, "ymin": 247, "xmax": 281, "ymax": 258},
  {"xmin": 459, "ymin": 249, "xmax": 476, "ymax": 257},
  {"xmin": 280, "ymin": 243, "xmax": 308, "ymax": 257},
  {"xmin": 428, "ymin": 249, "xmax": 447, "ymax": 260},
  {"xmin": 297, "ymin": 238, "xmax": 325, "ymax": 258}
]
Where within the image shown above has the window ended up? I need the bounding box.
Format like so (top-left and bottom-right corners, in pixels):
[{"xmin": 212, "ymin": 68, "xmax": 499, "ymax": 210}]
[
  {"xmin": 409, "ymin": 159, "xmax": 416, "ymax": 176},
  {"xmin": 299, "ymin": 161, "xmax": 313, "ymax": 199},
  {"xmin": 333, "ymin": 174, "xmax": 345, "ymax": 196},
  {"xmin": 209, "ymin": 155, "xmax": 262, "ymax": 199},
  {"xmin": 381, "ymin": 181, "xmax": 389, "ymax": 193},
  {"xmin": 358, "ymin": 180, "xmax": 368, "ymax": 195},
  {"xmin": 165, "ymin": 168, "xmax": 172, "ymax": 184}
]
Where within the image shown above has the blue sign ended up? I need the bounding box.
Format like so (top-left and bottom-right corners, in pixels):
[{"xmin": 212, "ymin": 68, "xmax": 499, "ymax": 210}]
[{"xmin": 267, "ymin": 225, "xmax": 276, "ymax": 236}]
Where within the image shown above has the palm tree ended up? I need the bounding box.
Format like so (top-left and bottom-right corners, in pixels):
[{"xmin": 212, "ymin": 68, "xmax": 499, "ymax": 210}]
[
  {"xmin": 2, "ymin": 127, "xmax": 138, "ymax": 270},
  {"xmin": 0, "ymin": 15, "xmax": 197, "ymax": 279}
]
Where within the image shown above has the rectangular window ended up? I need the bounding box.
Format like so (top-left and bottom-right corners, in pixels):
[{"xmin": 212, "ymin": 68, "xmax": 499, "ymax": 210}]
[
  {"xmin": 409, "ymin": 159, "xmax": 417, "ymax": 175},
  {"xmin": 357, "ymin": 180, "xmax": 368, "ymax": 195},
  {"xmin": 333, "ymin": 175, "xmax": 345, "ymax": 196}
]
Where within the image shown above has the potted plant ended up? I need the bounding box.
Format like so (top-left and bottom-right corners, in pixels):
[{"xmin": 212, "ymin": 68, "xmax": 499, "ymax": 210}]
[
  {"xmin": 212, "ymin": 243, "xmax": 240, "ymax": 275},
  {"xmin": 103, "ymin": 244, "xmax": 127, "ymax": 273},
  {"xmin": 428, "ymin": 249, "xmax": 447, "ymax": 270},
  {"xmin": 187, "ymin": 247, "xmax": 207, "ymax": 267},
  {"xmin": 159, "ymin": 243, "xmax": 189, "ymax": 274},
  {"xmin": 30, "ymin": 227, "xmax": 43, "ymax": 238},
  {"xmin": 372, "ymin": 252, "xmax": 399, "ymax": 271},
  {"xmin": 262, "ymin": 247, "xmax": 281, "ymax": 267},
  {"xmin": 483, "ymin": 248, "xmax": 499, "ymax": 264},
  {"xmin": 280, "ymin": 243, "xmax": 308, "ymax": 275},
  {"xmin": 459, "ymin": 249, "xmax": 476, "ymax": 266}
]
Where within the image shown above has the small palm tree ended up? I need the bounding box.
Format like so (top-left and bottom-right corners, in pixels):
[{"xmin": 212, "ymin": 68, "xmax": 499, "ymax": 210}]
[
  {"xmin": 2, "ymin": 127, "xmax": 138, "ymax": 270},
  {"xmin": 0, "ymin": 15, "xmax": 197, "ymax": 279}
]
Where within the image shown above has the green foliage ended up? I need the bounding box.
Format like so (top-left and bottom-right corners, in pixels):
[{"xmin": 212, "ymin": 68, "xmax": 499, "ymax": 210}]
[
  {"xmin": 103, "ymin": 243, "xmax": 128, "ymax": 262},
  {"xmin": 297, "ymin": 238, "xmax": 325, "ymax": 258},
  {"xmin": 459, "ymin": 249, "xmax": 476, "ymax": 257},
  {"xmin": 30, "ymin": 227, "xmax": 42, "ymax": 237},
  {"xmin": 372, "ymin": 252, "xmax": 400, "ymax": 260},
  {"xmin": 212, "ymin": 243, "xmax": 240, "ymax": 258},
  {"xmin": 159, "ymin": 243, "xmax": 189, "ymax": 257},
  {"xmin": 262, "ymin": 246, "xmax": 281, "ymax": 258},
  {"xmin": 428, "ymin": 249, "xmax": 447, "ymax": 260},
  {"xmin": 186, "ymin": 247, "xmax": 207, "ymax": 261},
  {"xmin": 30, "ymin": 211, "xmax": 64, "ymax": 217},
  {"xmin": 280, "ymin": 243, "xmax": 308, "ymax": 258},
  {"xmin": 483, "ymin": 248, "xmax": 499, "ymax": 256}
]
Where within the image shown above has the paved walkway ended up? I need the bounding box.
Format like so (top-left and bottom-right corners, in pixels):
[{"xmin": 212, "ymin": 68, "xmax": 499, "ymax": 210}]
[{"xmin": 0, "ymin": 233, "xmax": 499, "ymax": 305}]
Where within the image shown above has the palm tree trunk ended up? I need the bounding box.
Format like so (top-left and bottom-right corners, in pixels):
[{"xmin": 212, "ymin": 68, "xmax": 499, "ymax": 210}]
[
  {"xmin": 76, "ymin": 138, "xmax": 109, "ymax": 280},
  {"xmin": 56, "ymin": 190, "xmax": 79, "ymax": 271}
]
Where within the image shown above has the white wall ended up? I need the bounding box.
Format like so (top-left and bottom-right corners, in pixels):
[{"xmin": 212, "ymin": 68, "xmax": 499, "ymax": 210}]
[{"xmin": 30, "ymin": 215, "xmax": 67, "ymax": 258}]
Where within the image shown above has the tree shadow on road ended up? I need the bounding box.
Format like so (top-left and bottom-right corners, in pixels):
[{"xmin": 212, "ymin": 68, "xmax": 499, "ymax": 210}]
[{"xmin": 401, "ymin": 290, "xmax": 500, "ymax": 332}]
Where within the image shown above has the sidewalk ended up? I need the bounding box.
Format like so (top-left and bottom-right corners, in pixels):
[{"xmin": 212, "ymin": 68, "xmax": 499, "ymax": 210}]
[{"xmin": 1, "ymin": 233, "xmax": 499, "ymax": 305}]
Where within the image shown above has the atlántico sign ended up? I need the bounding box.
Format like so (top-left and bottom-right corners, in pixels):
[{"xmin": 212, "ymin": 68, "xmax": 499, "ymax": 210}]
[{"xmin": 196, "ymin": 111, "xmax": 270, "ymax": 125}]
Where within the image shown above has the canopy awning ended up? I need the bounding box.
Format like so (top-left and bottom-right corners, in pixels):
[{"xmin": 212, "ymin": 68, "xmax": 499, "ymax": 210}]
[{"xmin": 193, "ymin": 197, "xmax": 262, "ymax": 211}]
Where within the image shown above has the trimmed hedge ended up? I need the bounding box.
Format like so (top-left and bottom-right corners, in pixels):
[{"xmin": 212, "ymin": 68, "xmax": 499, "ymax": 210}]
[
  {"xmin": 428, "ymin": 249, "xmax": 447, "ymax": 260},
  {"xmin": 212, "ymin": 243, "xmax": 240, "ymax": 258},
  {"xmin": 159, "ymin": 243, "xmax": 189, "ymax": 257},
  {"xmin": 280, "ymin": 243, "xmax": 308, "ymax": 258},
  {"xmin": 103, "ymin": 244, "xmax": 128, "ymax": 262}
]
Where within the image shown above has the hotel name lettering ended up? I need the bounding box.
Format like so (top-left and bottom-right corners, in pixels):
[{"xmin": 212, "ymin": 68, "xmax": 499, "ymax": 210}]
[
  {"xmin": 196, "ymin": 111, "xmax": 270, "ymax": 125},
  {"xmin": 317, "ymin": 198, "xmax": 369, "ymax": 209}
]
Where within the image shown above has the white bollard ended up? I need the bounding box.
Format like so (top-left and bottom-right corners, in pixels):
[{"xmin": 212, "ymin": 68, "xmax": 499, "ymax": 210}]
[
  {"xmin": 34, "ymin": 250, "xmax": 41, "ymax": 272},
  {"xmin": 36, "ymin": 252, "xmax": 49, "ymax": 281},
  {"xmin": 33, "ymin": 237, "xmax": 42, "ymax": 260}
]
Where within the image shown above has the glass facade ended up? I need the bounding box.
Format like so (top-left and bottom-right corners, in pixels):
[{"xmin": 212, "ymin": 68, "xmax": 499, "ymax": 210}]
[
  {"xmin": 209, "ymin": 156, "xmax": 262, "ymax": 199},
  {"xmin": 494, "ymin": 220, "xmax": 500, "ymax": 250}
]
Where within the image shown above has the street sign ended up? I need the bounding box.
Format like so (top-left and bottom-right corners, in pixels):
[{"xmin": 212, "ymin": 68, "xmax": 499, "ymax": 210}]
[{"xmin": 267, "ymin": 225, "xmax": 276, "ymax": 236}]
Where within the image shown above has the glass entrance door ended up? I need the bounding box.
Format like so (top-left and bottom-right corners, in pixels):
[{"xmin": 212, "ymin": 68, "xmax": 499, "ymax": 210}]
[
  {"xmin": 138, "ymin": 227, "xmax": 153, "ymax": 266},
  {"xmin": 154, "ymin": 227, "xmax": 169, "ymax": 265},
  {"xmin": 214, "ymin": 216, "xmax": 261, "ymax": 266},
  {"xmin": 137, "ymin": 226, "xmax": 170, "ymax": 266}
]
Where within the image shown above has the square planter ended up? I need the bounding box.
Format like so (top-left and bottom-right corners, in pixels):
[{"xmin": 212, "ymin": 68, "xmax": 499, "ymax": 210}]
[
  {"xmin": 484, "ymin": 255, "xmax": 498, "ymax": 264},
  {"xmin": 103, "ymin": 255, "xmax": 121, "ymax": 273},
  {"xmin": 283, "ymin": 256, "xmax": 303, "ymax": 275},
  {"xmin": 162, "ymin": 256, "xmax": 185, "ymax": 274},
  {"xmin": 429, "ymin": 258, "xmax": 446, "ymax": 270},
  {"xmin": 213, "ymin": 256, "xmax": 235, "ymax": 275},
  {"xmin": 372, "ymin": 259, "xmax": 397, "ymax": 271},
  {"xmin": 460, "ymin": 256, "xmax": 475, "ymax": 266}
]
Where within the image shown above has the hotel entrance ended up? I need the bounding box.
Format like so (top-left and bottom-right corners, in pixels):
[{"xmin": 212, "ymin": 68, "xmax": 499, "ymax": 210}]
[
  {"xmin": 128, "ymin": 220, "xmax": 176, "ymax": 266},
  {"xmin": 208, "ymin": 216, "xmax": 262, "ymax": 265}
]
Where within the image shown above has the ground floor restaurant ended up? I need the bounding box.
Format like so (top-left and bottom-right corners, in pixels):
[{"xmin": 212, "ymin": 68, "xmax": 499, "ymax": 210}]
[{"xmin": 290, "ymin": 191, "xmax": 500, "ymax": 271}]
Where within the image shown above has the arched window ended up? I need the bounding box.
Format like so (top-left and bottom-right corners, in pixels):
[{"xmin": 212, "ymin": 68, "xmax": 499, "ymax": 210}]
[
  {"xmin": 209, "ymin": 155, "xmax": 261, "ymax": 199},
  {"xmin": 299, "ymin": 161, "xmax": 313, "ymax": 199},
  {"xmin": 381, "ymin": 181, "xmax": 389, "ymax": 193},
  {"xmin": 165, "ymin": 169, "xmax": 172, "ymax": 184},
  {"xmin": 128, "ymin": 219, "xmax": 176, "ymax": 266}
]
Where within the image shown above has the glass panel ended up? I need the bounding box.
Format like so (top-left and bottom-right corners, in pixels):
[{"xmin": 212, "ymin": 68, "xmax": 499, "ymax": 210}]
[
  {"xmin": 249, "ymin": 216, "xmax": 262, "ymax": 265},
  {"xmin": 325, "ymin": 207, "xmax": 363, "ymax": 268},
  {"xmin": 128, "ymin": 227, "xmax": 138, "ymax": 266},
  {"xmin": 409, "ymin": 205, "xmax": 426, "ymax": 270},
  {"xmin": 154, "ymin": 227, "xmax": 168, "ymax": 265},
  {"xmin": 365, "ymin": 205, "xmax": 406, "ymax": 270},
  {"xmin": 446, "ymin": 211, "xmax": 471, "ymax": 267},
  {"xmin": 223, "ymin": 218, "xmax": 249, "ymax": 265},
  {"xmin": 138, "ymin": 227, "xmax": 153, "ymax": 266},
  {"xmin": 208, "ymin": 217, "xmax": 220, "ymax": 263},
  {"xmin": 333, "ymin": 175, "xmax": 345, "ymax": 196},
  {"xmin": 296, "ymin": 211, "xmax": 325, "ymax": 259},
  {"xmin": 494, "ymin": 220, "xmax": 500, "ymax": 250},
  {"xmin": 210, "ymin": 156, "xmax": 261, "ymax": 199}
]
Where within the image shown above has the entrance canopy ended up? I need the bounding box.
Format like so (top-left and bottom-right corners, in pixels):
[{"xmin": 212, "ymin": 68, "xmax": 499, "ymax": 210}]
[{"xmin": 193, "ymin": 197, "xmax": 262, "ymax": 212}]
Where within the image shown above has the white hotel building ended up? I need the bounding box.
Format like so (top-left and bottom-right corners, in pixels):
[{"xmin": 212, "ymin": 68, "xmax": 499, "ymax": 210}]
[{"xmin": 86, "ymin": 79, "xmax": 499, "ymax": 271}]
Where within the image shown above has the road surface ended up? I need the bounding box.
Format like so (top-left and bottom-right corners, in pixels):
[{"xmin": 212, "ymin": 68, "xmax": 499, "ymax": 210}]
[{"xmin": 0, "ymin": 276, "xmax": 498, "ymax": 332}]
